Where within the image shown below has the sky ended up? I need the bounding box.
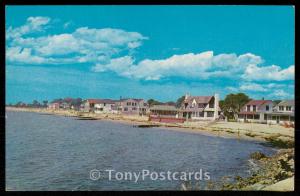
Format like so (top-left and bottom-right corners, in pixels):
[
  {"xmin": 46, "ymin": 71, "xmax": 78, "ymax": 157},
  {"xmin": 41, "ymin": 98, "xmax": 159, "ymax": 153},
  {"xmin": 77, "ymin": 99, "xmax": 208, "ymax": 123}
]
[{"xmin": 5, "ymin": 5, "xmax": 295, "ymax": 104}]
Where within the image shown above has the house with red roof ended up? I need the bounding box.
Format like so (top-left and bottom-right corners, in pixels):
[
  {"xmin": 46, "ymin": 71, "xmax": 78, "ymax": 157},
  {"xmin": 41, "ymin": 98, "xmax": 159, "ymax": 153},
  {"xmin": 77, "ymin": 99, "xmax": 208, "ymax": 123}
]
[
  {"xmin": 179, "ymin": 93, "xmax": 222, "ymax": 120},
  {"xmin": 238, "ymin": 100, "xmax": 274, "ymax": 123}
]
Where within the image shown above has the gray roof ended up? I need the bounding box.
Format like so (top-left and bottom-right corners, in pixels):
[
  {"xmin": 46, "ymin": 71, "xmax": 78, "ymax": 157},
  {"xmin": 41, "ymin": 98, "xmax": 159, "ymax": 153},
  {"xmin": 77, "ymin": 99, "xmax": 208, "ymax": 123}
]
[
  {"xmin": 150, "ymin": 105, "xmax": 179, "ymax": 111},
  {"xmin": 277, "ymin": 100, "xmax": 294, "ymax": 107},
  {"xmin": 184, "ymin": 96, "xmax": 212, "ymax": 104}
]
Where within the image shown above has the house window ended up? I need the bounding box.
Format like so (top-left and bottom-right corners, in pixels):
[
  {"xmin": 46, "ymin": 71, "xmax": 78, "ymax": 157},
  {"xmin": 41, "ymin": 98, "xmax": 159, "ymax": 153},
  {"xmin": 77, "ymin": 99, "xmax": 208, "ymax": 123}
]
[
  {"xmin": 254, "ymin": 114, "xmax": 259, "ymax": 119},
  {"xmin": 279, "ymin": 106, "xmax": 284, "ymax": 111},
  {"xmin": 286, "ymin": 106, "xmax": 291, "ymax": 111},
  {"xmin": 198, "ymin": 103, "xmax": 204, "ymax": 108},
  {"xmin": 184, "ymin": 103, "xmax": 188, "ymax": 109},
  {"xmin": 104, "ymin": 103, "xmax": 106, "ymax": 106},
  {"xmin": 209, "ymin": 101, "xmax": 214, "ymax": 108},
  {"xmin": 207, "ymin": 111, "xmax": 214, "ymax": 117},
  {"xmin": 247, "ymin": 105, "xmax": 250, "ymax": 111},
  {"xmin": 264, "ymin": 114, "xmax": 267, "ymax": 120},
  {"xmin": 266, "ymin": 105, "xmax": 269, "ymax": 111},
  {"xmin": 253, "ymin": 105, "xmax": 256, "ymax": 112},
  {"xmin": 132, "ymin": 107, "xmax": 136, "ymax": 110},
  {"xmin": 124, "ymin": 107, "xmax": 128, "ymax": 111},
  {"xmin": 199, "ymin": 112, "xmax": 204, "ymax": 117}
]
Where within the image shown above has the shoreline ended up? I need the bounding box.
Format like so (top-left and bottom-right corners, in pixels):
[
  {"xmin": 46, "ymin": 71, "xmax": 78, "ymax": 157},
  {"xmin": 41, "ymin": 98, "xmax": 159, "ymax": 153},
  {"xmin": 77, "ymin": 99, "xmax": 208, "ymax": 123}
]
[{"xmin": 6, "ymin": 107, "xmax": 294, "ymax": 144}]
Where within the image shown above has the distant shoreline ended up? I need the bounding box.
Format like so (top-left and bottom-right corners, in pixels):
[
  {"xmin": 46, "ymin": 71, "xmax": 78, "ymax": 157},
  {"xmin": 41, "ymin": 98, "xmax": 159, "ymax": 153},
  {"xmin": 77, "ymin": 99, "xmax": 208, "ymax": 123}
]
[{"xmin": 5, "ymin": 106, "xmax": 294, "ymax": 144}]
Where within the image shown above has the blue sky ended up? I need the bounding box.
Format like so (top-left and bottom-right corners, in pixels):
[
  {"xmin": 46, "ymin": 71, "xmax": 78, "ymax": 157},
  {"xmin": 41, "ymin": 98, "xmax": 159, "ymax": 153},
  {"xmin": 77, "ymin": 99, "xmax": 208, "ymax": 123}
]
[{"xmin": 6, "ymin": 5, "xmax": 295, "ymax": 104}]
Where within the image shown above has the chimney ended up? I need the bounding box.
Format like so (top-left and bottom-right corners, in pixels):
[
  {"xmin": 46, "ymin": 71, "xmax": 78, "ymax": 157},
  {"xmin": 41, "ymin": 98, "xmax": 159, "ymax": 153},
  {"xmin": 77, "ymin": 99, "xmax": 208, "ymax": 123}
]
[
  {"xmin": 185, "ymin": 93, "xmax": 190, "ymax": 100},
  {"xmin": 214, "ymin": 93, "xmax": 219, "ymax": 120}
]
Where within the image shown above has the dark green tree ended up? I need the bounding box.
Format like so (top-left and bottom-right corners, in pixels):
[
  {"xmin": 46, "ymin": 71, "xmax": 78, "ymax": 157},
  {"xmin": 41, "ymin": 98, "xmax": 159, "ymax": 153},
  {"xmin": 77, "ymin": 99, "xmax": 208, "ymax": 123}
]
[
  {"xmin": 32, "ymin": 100, "xmax": 40, "ymax": 107},
  {"xmin": 147, "ymin": 99, "xmax": 162, "ymax": 107},
  {"xmin": 176, "ymin": 96, "xmax": 185, "ymax": 108},
  {"xmin": 220, "ymin": 93, "xmax": 251, "ymax": 120},
  {"xmin": 273, "ymin": 100, "xmax": 281, "ymax": 105},
  {"xmin": 43, "ymin": 100, "xmax": 48, "ymax": 107},
  {"xmin": 165, "ymin": 101, "xmax": 176, "ymax": 106}
]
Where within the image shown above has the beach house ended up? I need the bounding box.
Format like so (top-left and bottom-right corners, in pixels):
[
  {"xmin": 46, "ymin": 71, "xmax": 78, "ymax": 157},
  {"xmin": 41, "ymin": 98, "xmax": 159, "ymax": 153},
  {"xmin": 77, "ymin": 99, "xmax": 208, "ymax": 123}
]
[
  {"xmin": 149, "ymin": 104, "xmax": 186, "ymax": 123},
  {"xmin": 267, "ymin": 100, "xmax": 294, "ymax": 124},
  {"xmin": 94, "ymin": 99, "xmax": 118, "ymax": 114},
  {"xmin": 150, "ymin": 105, "xmax": 179, "ymax": 117},
  {"xmin": 237, "ymin": 100, "xmax": 274, "ymax": 123},
  {"xmin": 180, "ymin": 93, "xmax": 221, "ymax": 120},
  {"xmin": 116, "ymin": 98, "xmax": 148, "ymax": 115},
  {"xmin": 82, "ymin": 99, "xmax": 117, "ymax": 113},
  {"xmin": 48, "ymin": 102, "xmax": 60, "ymax": 110}
]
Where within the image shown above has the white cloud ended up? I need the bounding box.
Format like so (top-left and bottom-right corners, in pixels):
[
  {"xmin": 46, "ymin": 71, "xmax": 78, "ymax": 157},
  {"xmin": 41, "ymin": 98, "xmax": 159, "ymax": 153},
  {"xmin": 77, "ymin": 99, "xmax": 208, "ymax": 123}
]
[
  {"xmin": 63, "ymin": 21, "xmax": 72, "ymax": 29},
  {"xmin": 92, "ymin": 51, "xmax": 265, "ymax": 80},
  {"xmin": 239, "ymin": 83, "xmax": 267, "ymax": 92},
  {"xmin": 6, "ymin": 16, "xmax": 51, "ymax": 39},
  {"xmin": 225, "ymin": 86, "xmax": 239, "ymax": 92},
  {"xmin": 271, "ymin": 89, "xmax": 290, "ymax": 99},
  {"xmin": 6, "ymin": 17, "xmax": 148, "ymax": 65},
  {"xmin": 6, "ymin": 16, "xmax": 294, "ymax": 85},
  {"xmin": 226, "ymin": 82, "xmax": 294, "ymax": 99},
  {"xmin": 242, "ymin": 64, "xmax": 294, "ymax": 81}
]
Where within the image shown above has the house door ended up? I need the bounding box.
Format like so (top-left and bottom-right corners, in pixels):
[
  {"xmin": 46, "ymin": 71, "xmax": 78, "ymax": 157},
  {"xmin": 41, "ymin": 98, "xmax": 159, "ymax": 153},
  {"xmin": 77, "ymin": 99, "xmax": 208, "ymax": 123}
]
[
  {"xmin": 276, "ymin": 116, "xmax": 279, "ymax": 124},
  {"xmin": 188, "ymin": 112, "xmax": 191, "ymax": 119}
]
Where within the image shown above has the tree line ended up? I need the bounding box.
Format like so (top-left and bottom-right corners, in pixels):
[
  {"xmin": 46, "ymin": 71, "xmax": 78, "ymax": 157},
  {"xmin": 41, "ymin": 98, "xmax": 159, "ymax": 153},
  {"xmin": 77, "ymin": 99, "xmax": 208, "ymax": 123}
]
[{"xmin": 8, "ymin": 93, "xmax": 281, "ymax": 120}]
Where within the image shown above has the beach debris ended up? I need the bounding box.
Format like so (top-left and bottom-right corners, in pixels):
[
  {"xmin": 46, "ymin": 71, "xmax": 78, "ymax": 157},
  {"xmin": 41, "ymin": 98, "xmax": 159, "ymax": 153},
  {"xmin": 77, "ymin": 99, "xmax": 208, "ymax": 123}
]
[
  {"xmin": 250, "ymin": 152, "xmax": 267, "ymax": 160},
  {"xmin": 133, "ymin": 124, "xmax": 160, "ymax": 128}
]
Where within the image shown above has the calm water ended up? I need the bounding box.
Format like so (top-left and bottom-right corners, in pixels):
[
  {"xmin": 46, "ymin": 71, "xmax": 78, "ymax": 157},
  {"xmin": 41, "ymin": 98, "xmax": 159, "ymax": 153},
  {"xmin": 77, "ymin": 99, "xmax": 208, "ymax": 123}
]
[{"xmin": 6, "ymin": 111, "xmax": 275, "ymax": 190}]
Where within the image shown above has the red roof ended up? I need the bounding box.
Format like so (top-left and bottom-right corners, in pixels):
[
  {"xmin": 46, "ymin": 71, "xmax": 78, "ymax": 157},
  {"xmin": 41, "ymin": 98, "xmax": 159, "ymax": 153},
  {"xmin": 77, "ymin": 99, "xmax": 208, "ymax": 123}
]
[
  {"xmin": 246, "ymin": 100, "xmax": 272, "ymax": 106},
  {"xmin": 242, "ymin": 100, "xmax": 273, "ymax": 111}
]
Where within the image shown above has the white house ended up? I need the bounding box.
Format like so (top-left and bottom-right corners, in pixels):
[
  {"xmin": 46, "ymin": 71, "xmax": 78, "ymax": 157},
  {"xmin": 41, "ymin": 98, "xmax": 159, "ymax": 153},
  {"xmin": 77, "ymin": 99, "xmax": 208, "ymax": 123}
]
[
  {"xmin": 238, "ymin": 100, "xmax": 294, "ymax": 124},
  {"xmin": 266, "ymin": 100, "xmax": 294, "ymax": 124},
  {"xmin": 94, "ymin": 99, "xmax": 117, "ymax": 114},
  {"xmin": 238, "ymin": 100, "xmax": 274, "ymax": 123},
  {"xmin": 81, "ymin": 99, "xmax": 117, "ymax": 113}
]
